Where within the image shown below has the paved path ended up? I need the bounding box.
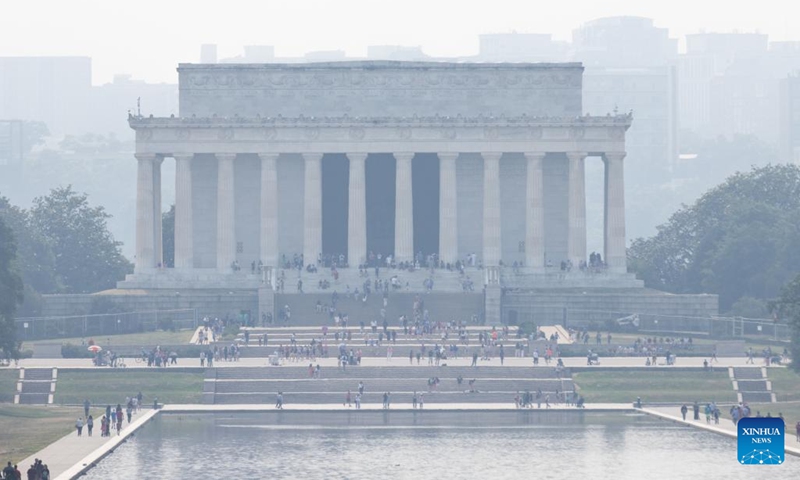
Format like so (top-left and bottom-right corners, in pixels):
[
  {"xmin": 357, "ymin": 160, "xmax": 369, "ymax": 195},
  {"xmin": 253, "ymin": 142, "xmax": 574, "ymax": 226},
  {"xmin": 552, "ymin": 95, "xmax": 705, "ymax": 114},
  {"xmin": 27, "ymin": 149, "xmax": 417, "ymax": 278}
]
[
  {"xmin": 641, "ymin": 406, "xmax": 800, "ymax": 458},
  {"xmin": 16, "ymin": 407, "xmax": 157, "ymax": 480},
  {"xmin": 14, "ymin": 355, "xmax": 768, "ymax": 369}
]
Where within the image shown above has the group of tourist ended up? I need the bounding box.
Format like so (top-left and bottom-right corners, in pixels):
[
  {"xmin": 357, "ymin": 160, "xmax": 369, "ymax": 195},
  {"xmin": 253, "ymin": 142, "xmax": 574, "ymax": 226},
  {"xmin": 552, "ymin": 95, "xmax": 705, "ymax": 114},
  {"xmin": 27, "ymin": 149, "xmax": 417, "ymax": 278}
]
[
  {"xmin": 77, "ymin": 394, "xmax": 144, "ymax": 439},
  {"xmin": 3, "ymin": 459, "xmax": 49, "ymax": 480}
]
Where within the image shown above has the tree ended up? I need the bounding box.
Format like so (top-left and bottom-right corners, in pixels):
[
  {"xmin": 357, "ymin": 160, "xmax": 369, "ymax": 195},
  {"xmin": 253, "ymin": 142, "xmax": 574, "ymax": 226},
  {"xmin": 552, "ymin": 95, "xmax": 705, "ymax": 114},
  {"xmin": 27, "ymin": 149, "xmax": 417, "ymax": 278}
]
[
  {"xmin": 629, "ymin": 164, "xmax": 800, "ymax": 311},
  {"xmin": 162, "ymin": 205, "xmax": 175, "ymax": 268},
  {"xmin": 27, "ymin": 186, "xmax": 133, "ymax": 293},
  {"xmin": 772, "ymin": 275, "xmax": 800, "ymax": 372},
  {"xmin": 0, "ymin": 215, "xmax": 24, "ymax": 359}
]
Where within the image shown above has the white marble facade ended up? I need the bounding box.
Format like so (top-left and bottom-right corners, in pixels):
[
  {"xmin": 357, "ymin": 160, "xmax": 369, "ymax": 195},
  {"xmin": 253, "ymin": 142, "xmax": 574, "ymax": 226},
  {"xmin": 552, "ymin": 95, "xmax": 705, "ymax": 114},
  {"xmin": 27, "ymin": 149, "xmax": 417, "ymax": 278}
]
[{"xmin": 124, "ymin": 62, "xmax": 632, "ymax": 287}]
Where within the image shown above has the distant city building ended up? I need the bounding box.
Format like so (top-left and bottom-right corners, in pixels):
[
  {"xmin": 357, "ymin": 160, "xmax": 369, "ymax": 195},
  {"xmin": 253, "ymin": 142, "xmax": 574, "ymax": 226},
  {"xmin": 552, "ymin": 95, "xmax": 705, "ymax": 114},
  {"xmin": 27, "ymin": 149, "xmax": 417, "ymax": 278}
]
[
  {"xmin": 0, "ymin": 56, "xmax": 92, "ymax": 135},
  {"xmin": 367, "ymin": 45, "xmax": 428, "ymax": 61},
  {"xmin": 477, "ymin": 33, "xmax": 568, "ymax": 62},
  {"xmin": 572, "ymin": 17, "xmax": 677, "ymax": 68},
  {"xmin": 90, "ymin": 74, "xmax": 177, "ymax": 137},
  {"xmin": 200, "ymin": 44, "xmax": 218, "ymax": 64},
  {"xmin": 780, "ymin": 74, "xmax": 800, "ymax": 164}
]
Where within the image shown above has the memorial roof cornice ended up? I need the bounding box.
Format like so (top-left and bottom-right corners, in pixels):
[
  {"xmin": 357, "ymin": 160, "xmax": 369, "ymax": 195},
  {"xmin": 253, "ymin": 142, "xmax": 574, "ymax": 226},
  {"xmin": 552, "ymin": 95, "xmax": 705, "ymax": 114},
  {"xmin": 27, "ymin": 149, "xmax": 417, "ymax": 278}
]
[{"xmin": 129, "ymin": 113, "xmax": 633, "ymax": 129}]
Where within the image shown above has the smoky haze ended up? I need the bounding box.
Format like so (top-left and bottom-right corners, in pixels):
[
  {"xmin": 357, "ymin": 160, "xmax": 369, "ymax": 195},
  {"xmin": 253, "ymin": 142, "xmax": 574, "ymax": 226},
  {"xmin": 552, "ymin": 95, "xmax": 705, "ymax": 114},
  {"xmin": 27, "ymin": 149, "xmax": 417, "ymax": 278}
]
[{"xmin": 0, "ymin": 0, "xmax": 797, "ymax": 262}]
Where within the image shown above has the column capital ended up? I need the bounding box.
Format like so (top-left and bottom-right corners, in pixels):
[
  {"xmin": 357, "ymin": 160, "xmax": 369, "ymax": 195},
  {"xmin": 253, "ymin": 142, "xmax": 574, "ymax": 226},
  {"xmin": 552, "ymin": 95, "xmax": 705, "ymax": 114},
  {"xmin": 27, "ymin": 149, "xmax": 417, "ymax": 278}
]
[
  {"xmin": 566, "ymin": 151, "xmax": 588, "ymax": 162},
  {"xmin": 257, "ymin": 152, "xmax": 280, "ymax": 162},
  {"xmin": 393, "ymin": 152, "xmax": 415, "ymax": 163},
  {"xmin": 603, "ymin": 151, "xmax": 627, "ymax": 163},
  {"xmin": 303, "ymin": 152, "xmax": 324, "ymax": 163},
  {"xmin": 215, "ymin": 153, "xmax": 237, "ymax": 162},
  {"xmin": 134, "ymin": 153, "xmax": 160, "ymax": 162},
  {"xmin": 437, "ymin": 152, "xmax": 459, "ymax": 162},
  {"xmin": 172, "ymin": 153, "xmax": 194, "ymax": 162},
  {"xmin": 481, "ymin": 152, "xmax": 503, "ymax": 162},
  {"xmin": 346, "ymin": 152, "xmax": 368, "ymax": 163},
  {"xmin": 523, "ymin": 152, "xmax": 547, "ymax": 161}
]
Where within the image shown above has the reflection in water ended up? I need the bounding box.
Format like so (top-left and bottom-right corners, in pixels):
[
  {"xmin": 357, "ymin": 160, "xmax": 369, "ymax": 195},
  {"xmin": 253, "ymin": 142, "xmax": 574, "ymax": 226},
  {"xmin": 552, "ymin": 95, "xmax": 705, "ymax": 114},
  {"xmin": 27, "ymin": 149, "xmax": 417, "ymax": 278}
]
[{"xmin": 82, "ymin": 412, "xmax": 798, "ymax": 479}]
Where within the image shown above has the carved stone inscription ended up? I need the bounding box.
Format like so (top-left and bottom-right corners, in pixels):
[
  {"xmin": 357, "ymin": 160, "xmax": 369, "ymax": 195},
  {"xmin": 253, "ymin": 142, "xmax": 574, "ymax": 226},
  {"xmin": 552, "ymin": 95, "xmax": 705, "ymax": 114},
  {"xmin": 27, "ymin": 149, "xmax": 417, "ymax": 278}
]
[{"xmin": 179, "ymin": 62, "xmax": 583, "ymax": 119}]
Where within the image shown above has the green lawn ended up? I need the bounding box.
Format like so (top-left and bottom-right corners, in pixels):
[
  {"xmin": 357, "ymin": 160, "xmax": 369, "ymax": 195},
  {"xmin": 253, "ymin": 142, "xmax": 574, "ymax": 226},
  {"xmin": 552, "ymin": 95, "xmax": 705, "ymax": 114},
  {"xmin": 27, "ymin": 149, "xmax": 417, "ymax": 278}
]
[
  {"xmin": 768, "ymin": 368, "xmax": 800, "ymax": 402},
  {"xmin": 0, "ymin": 369, "xmax": 19, "ymax": 402},
  {"xmin": 573, "ymin": 370, "xmax": 737, "ymax": 403},
  {"xmin": 24, "ymin": 329, "xmax": 194, "ymax": 350},
  {"xmin": 0, "ymin": 405, "xmax": 105, "ymax": 464},
  {"xmin": 54, "ymin": 370, "xmax": 204, "ymax": 405}
]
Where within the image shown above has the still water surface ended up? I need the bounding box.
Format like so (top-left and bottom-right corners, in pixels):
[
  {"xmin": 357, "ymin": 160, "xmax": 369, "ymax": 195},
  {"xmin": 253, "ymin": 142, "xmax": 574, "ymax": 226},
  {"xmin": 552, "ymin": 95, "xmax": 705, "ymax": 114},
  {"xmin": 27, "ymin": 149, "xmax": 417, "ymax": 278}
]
[{"xmin": 82, "ymin": 412, "xmax": 799, "ymax": 479}]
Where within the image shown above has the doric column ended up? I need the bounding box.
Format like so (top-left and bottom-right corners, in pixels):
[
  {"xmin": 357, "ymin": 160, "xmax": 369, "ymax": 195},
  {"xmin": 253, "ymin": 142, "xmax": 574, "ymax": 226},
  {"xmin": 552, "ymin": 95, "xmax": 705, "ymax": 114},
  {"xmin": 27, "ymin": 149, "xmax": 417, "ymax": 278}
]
[
  {"xmin": 567, "ymin": 152, "xmax": 588, "ymax": 267},
  {"xmin": 604, "ymin": 152, "xmax": 628, "ymax": 273},
  {"xmin": 303, "ymin": 153, "xmax": 323, "ymax": 267},
  {"xmin": 259, "ymin": 153, "xmax": 279, "ymax": 267},
  {"xmin": 524, "ymin": 152, "xmax": 546, "ymax": 270},
  {"xmin": 394, "ymin": 152, "xmax": 415, "ymax": 263},
  {"xmin": 216, "ymin": 153, "xmax": 237, "ymax": 272},
  {"xmin": 438, "ymin": 152, "xmax": 459, "ymax": 264},
  {"xmin": 347, "ymin": 153, "xmax": 368, "ymax": 266},
  {"xmin": 152, "ymin": 157, "xmax": 163, "ymax": 268},
  {"xmin": 134, "ymin": 153, "xmax": 156, "ymax": 272},
  {"xmin": 173, "ymin": 154, "xmax": 194, "ymax": 269},
  {"xmin": 482, "ymin": 152, "xmax": 502, "ymax": 266}
]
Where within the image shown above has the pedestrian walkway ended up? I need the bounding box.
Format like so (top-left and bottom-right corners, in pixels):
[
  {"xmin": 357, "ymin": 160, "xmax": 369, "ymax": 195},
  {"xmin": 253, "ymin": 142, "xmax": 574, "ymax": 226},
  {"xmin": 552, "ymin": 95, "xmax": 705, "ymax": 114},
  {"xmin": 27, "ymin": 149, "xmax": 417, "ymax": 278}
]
[
  {"xmin": 641, "ymin": 406, "xmax": 800, "ymax": 458},
  {"xmin": 16, "ymin": 407, "xmax": 157, "ymax": 480}
]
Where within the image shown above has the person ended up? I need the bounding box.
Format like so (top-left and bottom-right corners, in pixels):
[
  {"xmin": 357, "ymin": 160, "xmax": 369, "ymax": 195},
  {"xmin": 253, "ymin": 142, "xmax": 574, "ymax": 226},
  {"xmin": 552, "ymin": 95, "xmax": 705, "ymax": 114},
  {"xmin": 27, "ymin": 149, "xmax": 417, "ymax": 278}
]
[
  {"xmin": 87, "ymin": 415, "xmax": 94, "ymax": 436},
  {"xmin": 83, "ymin": 399, "xmax": 90, "ymax": 419},
  {"xmin": 75, "ymin": 417, "xmax": 84, "ymax": 436},
  {"xmin": 471, "ymin": 351, "xmax": 478, "ymax": 367},
  {"xmin": 635, "ymin": 397, "xmax": 642, "ymax": 409},
  {"xmin": 796, "ymin": 421, "xmax": 800, "ymax": 442},
  {"xmin": 3, "ymin": 462, "xmax": 15, "ymax": 479},
  {"xmin": 412, "ymin": 391, "xmax": 418, "ymax": 409},
  {"xmin": 354, "ymin": 393, "xmax": 361, "ymax": 409},
  {"xmin": 276, "ymin": 392, "xmax": 284, "ymax": 409},
  {"xmin": 693, "ymin": 401, "xmax": 700, "ymax": 420},
  {"xmin": 41, "ymin": 464, "xmax": 50, "ymax": 480},
  {"xmin": 680, "ymin": 404, "xmax": 688, "ymax": 421},
  {"xmin": 345, "ymin": 390, "xmax": 352, "ymax": 408}
]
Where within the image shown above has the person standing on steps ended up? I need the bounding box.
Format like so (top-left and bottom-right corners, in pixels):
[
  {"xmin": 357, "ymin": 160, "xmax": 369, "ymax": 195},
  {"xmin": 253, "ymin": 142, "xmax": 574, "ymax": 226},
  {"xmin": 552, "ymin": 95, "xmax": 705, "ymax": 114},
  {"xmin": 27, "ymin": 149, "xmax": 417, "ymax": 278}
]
[
  {"xmin": 471, "ymin": 351, "xmax": 478, "ymax": 367},
  {"xmin": 358, "ymin": 381, "xmax": 365, "ymax": 396},
  {"xmin": 276, "ymin": 392, "xmax": 283, "ymax": 409}
]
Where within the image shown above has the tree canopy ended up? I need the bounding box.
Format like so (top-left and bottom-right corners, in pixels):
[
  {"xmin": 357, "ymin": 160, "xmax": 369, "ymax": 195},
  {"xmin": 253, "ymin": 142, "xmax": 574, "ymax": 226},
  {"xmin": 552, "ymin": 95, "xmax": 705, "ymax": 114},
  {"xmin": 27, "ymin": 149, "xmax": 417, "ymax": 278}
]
[
  {"xmin": 772, "ymin": 276, "xmax": 800, "ymax": 372},
  {"xmin": 0, "ymin": 215, "xmax": 24, "ymax": 358},
  {"xmin": 628, "ymin": 164, "xmax": 800, "ymax": 312},
  {"xmin": 0, "ymin": 186, "xmax": 133, "ymax": 296}
]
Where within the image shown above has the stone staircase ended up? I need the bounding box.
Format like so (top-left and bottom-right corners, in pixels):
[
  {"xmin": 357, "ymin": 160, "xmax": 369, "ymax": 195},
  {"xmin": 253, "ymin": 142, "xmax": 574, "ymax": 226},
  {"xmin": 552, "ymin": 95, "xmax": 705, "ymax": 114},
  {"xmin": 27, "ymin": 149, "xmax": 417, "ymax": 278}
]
[
  {"xmin": 232, "ymin": 325, "xmax": 522, "ymax": 358},
  {"xmin": 16, "ymin": 368, "xmax": 56, "ymax": 405},
  {"xmin": 730, "ymin": 367, "xmax": 775, "ymax": 404},
  {"xmin": 204, "ymin": 366, "xmax": 574, "ymax": 405},
  {"xmin": 276, "ymin": 267, "xmax": 477, "ymax": 294},
  {"xmin": 272, "ymin": 291, "xmax": 484, "ymax": 327}
]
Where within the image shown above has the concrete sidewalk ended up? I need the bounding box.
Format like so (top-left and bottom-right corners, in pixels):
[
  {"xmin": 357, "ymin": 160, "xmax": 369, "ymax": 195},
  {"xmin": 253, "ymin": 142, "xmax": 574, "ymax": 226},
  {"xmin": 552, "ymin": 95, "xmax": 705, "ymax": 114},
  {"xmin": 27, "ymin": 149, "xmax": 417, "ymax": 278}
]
[
  {"xmin": 16, "ymin": 408, "xmax": 157, "ymax": 480},
  {"xmin": 15, "ymin": 355, "xmax": 765, "ymax": 369}
]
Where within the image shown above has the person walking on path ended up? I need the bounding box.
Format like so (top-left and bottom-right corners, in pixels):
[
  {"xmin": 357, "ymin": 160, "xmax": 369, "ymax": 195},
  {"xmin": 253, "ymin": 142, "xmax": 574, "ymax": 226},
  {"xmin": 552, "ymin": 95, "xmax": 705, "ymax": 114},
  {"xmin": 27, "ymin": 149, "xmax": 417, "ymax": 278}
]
[
  {"xmin": 693, "ymin": 401, "xmax": 700, "ymax": 420},
  {"xmin": 680, "ymin": 404, "xmax": 688, "ymax": 421},
  {"xmin": 75, "ymin": 417, "xmax": 84, "ymax": 436},
  {"xmin": 83, "ymin": 399, "xmax": 90, "ymax": 419},
  {"xmin": 87, "ymin": 415, "xmax": 94, "ymax": 437},
  {"xmin": 796, "ymin": 421, "xmax": 800, "ymax": 442}
]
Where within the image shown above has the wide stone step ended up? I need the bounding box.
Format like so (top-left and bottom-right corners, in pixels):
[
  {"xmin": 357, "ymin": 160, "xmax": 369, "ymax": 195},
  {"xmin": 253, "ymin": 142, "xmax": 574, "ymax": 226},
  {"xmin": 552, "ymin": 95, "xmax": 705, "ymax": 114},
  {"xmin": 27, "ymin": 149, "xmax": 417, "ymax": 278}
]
[
  {"xmin": 23, "ymin": 369, "xmax": 53, "ymax": 381},
  {"xmin": 213, "ymin": 378, "xmax": 573, "ymax": 394},
  {"xmin": 212, "ymin": 366, "xmax": 562, "ymax": 380},
  {"xmin": 20, "ymin": 382, "xmax": 51, "ymax": 394},
  {"xmin": 740, "ymin": 391, "xmax": 773, "ymax": 403},
  {"xmin": 732, "ymin": 368, "xmax": 763, "ymax": 380},
  {"xmin": 18, "ymin": 393, "xmax": 49, "ymax": 405},
  {"xmin": 736, "ymin": 380, "xmax": 769, "ymax": 392},
  {"xmin": 213, "ymin": 391, "xmax": 572, "ymax": 405}
]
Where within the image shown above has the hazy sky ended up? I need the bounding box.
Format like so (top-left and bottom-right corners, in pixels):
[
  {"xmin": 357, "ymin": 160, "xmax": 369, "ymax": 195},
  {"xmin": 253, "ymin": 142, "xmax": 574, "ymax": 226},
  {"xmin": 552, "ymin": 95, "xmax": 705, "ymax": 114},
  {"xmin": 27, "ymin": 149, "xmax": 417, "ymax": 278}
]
[{"xmin": 1, "ymin": 0, "xmax": 796, "ymax": 84}]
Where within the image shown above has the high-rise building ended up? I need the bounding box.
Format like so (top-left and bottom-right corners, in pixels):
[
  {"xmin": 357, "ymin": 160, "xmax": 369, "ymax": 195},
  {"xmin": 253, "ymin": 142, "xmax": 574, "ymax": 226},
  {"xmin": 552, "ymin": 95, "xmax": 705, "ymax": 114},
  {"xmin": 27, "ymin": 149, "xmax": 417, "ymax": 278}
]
[
  {"xmin": 572, "ymin": 16, "xmax": 677, "ymax": 68},
  {"xmin": 780, "ymin": 74, "xmax": 800, "ymax": 164},
  {"xmin": 477, "ymin": 33, "xmax": 568, "ymax": 62},
  {"xmin": 0, "ymin": 56, "xmax": 92, "ymax": 135}
]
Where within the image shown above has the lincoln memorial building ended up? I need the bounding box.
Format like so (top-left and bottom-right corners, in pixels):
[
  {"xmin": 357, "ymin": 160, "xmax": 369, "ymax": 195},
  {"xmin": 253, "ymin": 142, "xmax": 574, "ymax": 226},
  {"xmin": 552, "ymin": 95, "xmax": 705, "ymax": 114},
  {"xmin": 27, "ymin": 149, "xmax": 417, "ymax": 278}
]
[{"xmin": 115, "ymin": 61, "xmax": 717, "ymax": 325}]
